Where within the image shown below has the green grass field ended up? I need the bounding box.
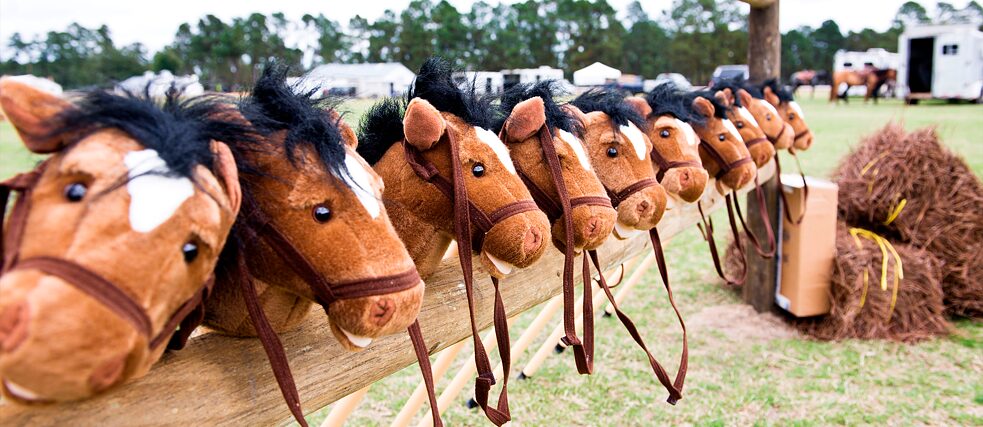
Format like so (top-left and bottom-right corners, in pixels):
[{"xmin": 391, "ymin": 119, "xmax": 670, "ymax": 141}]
[{"xmin": 1, "ymin": 95, "xmax": 980, "ymax": 425}]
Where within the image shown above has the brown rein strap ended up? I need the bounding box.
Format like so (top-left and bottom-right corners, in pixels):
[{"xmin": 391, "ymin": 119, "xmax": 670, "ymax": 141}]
[
  {"xmin": 697, "ymin": 195, "xmax": 748, "ymax": 286},
  {"xmin": 1, "ymin": 166, "xmax": 213, "ymax": 352},
  {"xmin": 699, "ymin": 140, "xmax": 754, "ymax": 180},
  {"xmin": 734, "ymin": 174, "xmax": 777, "ymax": 258},
  {"xmin": 650, "ymin": 148, "xmax": 702, "ymax": 183},
  {"xmin": 767, "ymin": 122, "xmax": 789, "ymax": 146},
  {"xmin": 775, "ymin": 151, "xmax": 809, "ymax": 225}
]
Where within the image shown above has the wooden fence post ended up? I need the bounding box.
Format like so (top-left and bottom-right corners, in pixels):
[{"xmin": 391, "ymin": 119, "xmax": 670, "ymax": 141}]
[{"xmin": 743, "ymin": 0, "xmax": 782, "ymax": 313}]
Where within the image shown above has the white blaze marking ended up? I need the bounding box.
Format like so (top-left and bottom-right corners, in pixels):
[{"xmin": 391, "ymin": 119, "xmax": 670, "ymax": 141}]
[
  {"xmin": 475, "ymin": 127, "xmax": 517, "ymax": 174},
  {"xmin": 675, "ymin": 118, "xmax": 700, "ymax": 146},
  {"xmin": 557, "ymin": 129, "xmax": 592, "ymax": 171},
  {"xmin": 762, "ymin": 100, "xmax": 779, "ymax": 117},
  {"xmin": 340, "ymin": 154, "xmax": 381, "ymax": 219},
  {"xmin": 721, "ymin": 119, "xmax": 744, "ymax": 143},
  {"xmin": 619, "ymin": 123, "xmax": 647, "ymax": 160},
  {"xmin": 789, "ymin": 101, "xmax": 805, "ymax": 119},
  {"xmin": 124, "ymin": 149, "xmax": 194, "ymax": 233},
  {"xmin": 737, "ymin": 107, "xmax": 760, "ymax": 128}
]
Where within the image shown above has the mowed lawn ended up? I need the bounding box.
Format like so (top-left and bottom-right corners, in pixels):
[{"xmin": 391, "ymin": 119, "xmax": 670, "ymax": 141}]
[{"xmin": 1, "ymin": 94, "xmax": 980, "ymax": 426}]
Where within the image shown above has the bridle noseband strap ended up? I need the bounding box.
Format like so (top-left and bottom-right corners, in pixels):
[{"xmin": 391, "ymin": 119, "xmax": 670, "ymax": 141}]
[
  {"xmin": 606, "ymin": 177, "xmax": 659, "ymax": 209},
  {"xmin": 650, "ymin": 148, "xmax": 701, "ymax": 183},
  {"xmin": 699, "ymin": 140, "xmax": 754, "ymax": 180}
]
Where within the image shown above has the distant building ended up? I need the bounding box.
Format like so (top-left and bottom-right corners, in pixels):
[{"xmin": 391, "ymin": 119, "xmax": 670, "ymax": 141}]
[
  {"xmin": 302, "ymin": 63, "xmax": 415, "ymax": 98},
  {"xmin": 117, "ymin": 70, "xmax": 204, "ymax": 98},
  {"xmin": 898, "ymin": 23, "xmax": 983, "ymax": 102},
  {"xmin": 572, "ymin": 62, "xmax": 621, "ymax": 87},
  {"xmin": 453, "ymin": 71, "xmax": 504, "ymax": 94},
  {"xmin": 501, "ymin": 66, "xmax": 565, "ymax": 90}
]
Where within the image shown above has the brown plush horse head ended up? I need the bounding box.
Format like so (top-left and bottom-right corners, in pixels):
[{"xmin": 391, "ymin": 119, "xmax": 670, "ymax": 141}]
[
  {"xmin": 688, "ymin": 92, "xmax": 756, "ymax": 192},
  {"xmin": 569, "ymin": 90, "xmax": 667, "ymax": 240},
  {"xmin": 735, "ymin": 86, "xmax": 793, "ymax": 150},
  {"xmin": 713, "ymin": 87, "xmax": 775, "ymax": 168},
  {"xmin": 494, "ymin": 81, "xmax": 616, "ymax": 251},
  {"xmin": 203, "ymin": 67, "xmax": 424, "ymax": 351},
  {"xmin": 631, "ymin": 84, "xmax": 709, "ymax": 203},
  {"xmin": 358, "ymin": 59, "xmax": 549, "ymax": 279},
  {"xmin": 762, "ymin": 79, "xmax": 813, "ymax": 151},
  {"xmin": 0, "ymin": 79, "xmax": 243, "ymax": 402}
]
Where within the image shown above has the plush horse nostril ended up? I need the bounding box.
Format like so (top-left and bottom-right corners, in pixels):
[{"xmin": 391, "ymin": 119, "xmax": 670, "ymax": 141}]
[
  {"xmin": 89, "ymin": 354, "xmax": 127, "ymax": 393},
  {"xmin": 678, "ymin": 170, "xmax": 691, "ymax": 185},
  {"xmin": 523, "ymin": 227, "xmax": 543, "ymax": 254},
  {"xmin": 0, "ymin": 301, "xmax": 30, "ymax": 353},
  {"xmin": 584, "ymin": 216, "xmax": 601, "ymax": 239},
  {"xmin": 370, "ymin": 298, "xmax": 396, "ymax": 327},
  {"xmin": 637, "ymin": 200, "xmax": 650, "ymax": 214}
]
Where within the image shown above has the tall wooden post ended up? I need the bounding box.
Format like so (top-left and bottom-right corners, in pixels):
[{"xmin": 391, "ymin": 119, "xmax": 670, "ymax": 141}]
[{"xmin": 743, "ymin": 0, "xmax": 782, "ymax": 313}]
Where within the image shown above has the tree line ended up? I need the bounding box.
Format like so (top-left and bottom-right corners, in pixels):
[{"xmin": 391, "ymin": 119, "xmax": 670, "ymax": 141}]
[{"xmin": 2, "ymin": 0, "xmax": 980, "ymax": 90}]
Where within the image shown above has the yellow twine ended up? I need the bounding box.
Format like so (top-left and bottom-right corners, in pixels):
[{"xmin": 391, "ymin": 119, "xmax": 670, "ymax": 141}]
[
  {"xmin": 884, "ymin": 198, "xmax": 907, "ymax": 226},
  {"xmin": 860, "ymin": 152, "xmax": 890, "ymax": 176},
  {"xmin": 848, "ymin": 228, "xmax": 905, "ymax": 319}
]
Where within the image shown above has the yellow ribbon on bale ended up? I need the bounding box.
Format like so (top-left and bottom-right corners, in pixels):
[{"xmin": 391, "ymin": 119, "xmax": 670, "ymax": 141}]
[{"xmin": 849, "ymin": 228, "xmax": 904, "ymax": 320}]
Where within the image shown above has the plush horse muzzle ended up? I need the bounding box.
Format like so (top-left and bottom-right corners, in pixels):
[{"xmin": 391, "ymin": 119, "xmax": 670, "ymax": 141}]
[
  {"xmin": 478, "ymin": 211, "xmax": 550, "ymax": 278},
  {"xmin": 550, "ymin": 204, "xmax": 617, "ymax": 253},
  {"xmin": 661, "ymin": 166, "xmax": 709, "ymax": 203},
  {"xmin": 326, "ymin": 281, "xmax": 425, "ymax": 351},
  {"xmin": 612, "ymin": 185, "xmax": 668, "ymax": 240}
]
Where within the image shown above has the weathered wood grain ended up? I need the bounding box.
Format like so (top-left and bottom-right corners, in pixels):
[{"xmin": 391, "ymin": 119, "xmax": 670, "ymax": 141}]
[{"xmin": 0, "ymin": 165, "xmax": 773, "ymax": 426}]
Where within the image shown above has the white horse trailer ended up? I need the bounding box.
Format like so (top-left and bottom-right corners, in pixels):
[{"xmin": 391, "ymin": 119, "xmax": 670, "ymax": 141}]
[{"xmin": 898, "ymin": 24, "xmax": 983, "ymax": 103}]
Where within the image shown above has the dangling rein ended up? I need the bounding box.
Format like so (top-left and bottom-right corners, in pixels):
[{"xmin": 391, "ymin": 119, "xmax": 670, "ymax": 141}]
[
  {"xmin": 768, "ymin": 125, "xmax": 810, "ymax": 225},
  {"xmin": 1, "ymin": 161, "xmax": 213, "ymax": 350},
  {"xmin": 697, "ymin": 139, "xmax": 774, "ymax": 286},
  {"xmin": 403, "ymin": 129, "xmax": 539, "ymax": 426},
  {"xmin": 512, "ymin": 125, "xmax": 687, "ymax": 405},
  {"xmin": 226, "ymin": 198, "xmax": 441, "ymax": 427}
]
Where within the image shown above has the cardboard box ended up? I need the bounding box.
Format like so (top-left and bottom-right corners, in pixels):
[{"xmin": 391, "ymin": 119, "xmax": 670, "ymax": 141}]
[{"xmin": 775, "ymin": 174, "xmax": 838, "ymax": 317}]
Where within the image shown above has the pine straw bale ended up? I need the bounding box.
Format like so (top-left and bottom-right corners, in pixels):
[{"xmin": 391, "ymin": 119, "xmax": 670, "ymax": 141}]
[
  {"xmin": 832, "ymin": 123, "xmax": 982, "ymax": 317},
  {"xmin": 796, "ymin": 223, "xmax": 950, "ymax": 342}
]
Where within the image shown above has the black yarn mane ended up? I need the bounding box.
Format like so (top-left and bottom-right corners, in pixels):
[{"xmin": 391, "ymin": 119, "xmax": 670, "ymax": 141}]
[
  {"xmin": 570, "ymin": 88, "xmax": 647, "ymax": 131},
  {"xmin": 686, "ymin": 90, "xmax": 731, "ymax": 119},
  {"xmin": 357, "ymin": 56, "xmax": 500, "ymax": 165},
  {"xmin": 51, "ymin": 88, "xmax": 253, "ymax": 181},
  {"xmin": 644, "ymin": 83, "xmax": 707, "ymax": 126},
  {"xmin": 762, "ymin": 78, "xmax": 795, "ymax": 103},
  {"xmin": 493, "ymin": 80, "xmax": 583, "ymax": 138},
  {"xmin": 239, "ymin": 65, "xmax": 348, "ymax": 180},
  {"xmin": 708, "ymin": 79, "xmax": 746, "ymax": 108}
]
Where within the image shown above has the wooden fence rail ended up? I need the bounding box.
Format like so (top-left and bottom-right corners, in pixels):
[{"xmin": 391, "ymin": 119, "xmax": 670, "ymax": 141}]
[{"xmin": 0, "ymin": 163, "xmax": 774, "ymax": 426}]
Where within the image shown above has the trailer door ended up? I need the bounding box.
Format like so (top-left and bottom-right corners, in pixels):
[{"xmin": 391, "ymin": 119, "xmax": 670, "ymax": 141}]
[
  {"xmin": 908, "ymin": 37, "xmax": 934, "ymax": 94},
  {"xmin": 934, "ymin": 33, "xmax": 978, "ymax": 99}
]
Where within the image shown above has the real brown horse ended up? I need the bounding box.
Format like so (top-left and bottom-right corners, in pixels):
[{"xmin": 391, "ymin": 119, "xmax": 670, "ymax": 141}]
[{"xmin": 831, "ymin": 68, "xmax": 897, "ymax": 104}]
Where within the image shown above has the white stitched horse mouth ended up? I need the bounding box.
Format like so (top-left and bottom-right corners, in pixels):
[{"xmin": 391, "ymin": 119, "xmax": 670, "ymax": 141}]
[
  {"xmin": 3, "ymin": 379, "xmax": 42, "ymax": 401},
  {"xmin": 483, "ymin": 251, "xmax": 515, "ymax": 275},
  {"xmin": 339, "ymin": 328, "xmax": 373, "ymax": 348}
]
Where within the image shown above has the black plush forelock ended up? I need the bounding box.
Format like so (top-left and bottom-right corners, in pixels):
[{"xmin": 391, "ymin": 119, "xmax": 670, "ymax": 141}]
[
  {"xmin": 239, "ymin": 64, "xmax": 348, "ymax": 179},
  {"xmin": 644, "ymin": 83, "xmax": 707, "ymax": 126},
  {"xmin": 356, "ymin": 97, "xmax": 406, "ymax": 165},
  {"xmin": 762, "ymin": 78, "xmax": 795, "ymax": 102},
  {"xmin": 409, "ymin": 57, "xmax": 499, "ymax": 129},
  {"xmin": 570, "ymin": 88, "xmax": 647, "ymax": 130},
  {"xmin": 51, "ymin": 88, "xmax": 252, "ymax": 181},
  {"xmin": 710, "ymin": 78, "xmax": 746, "ymax": 108},
  {"xmin": 687, "ymin": 90, "xmax": 731, "ymax": 119},
  {"xmin": 493, "ymin": 80, "xmax": 583, "ymax": 137}
]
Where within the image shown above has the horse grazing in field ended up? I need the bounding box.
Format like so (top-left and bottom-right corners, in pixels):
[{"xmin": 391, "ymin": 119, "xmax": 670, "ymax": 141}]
[
  {"xmin": 830, "ymin": 67, "xmax": 897, "ymax": 104},
  {"xmin": 789, "ymin": 69, "xmax": 829, "ymax": 98},
  {"xmin": 358, "ymin": 57, "xmax": 550, "ymax": 426},
  {"xmin": 626, "ymin": 83, "xmax": 708, "ymax": 203},
  {"xmin": 0, "ymin": 79, "xmax": 244, "ymax": 402},
  {"xmin": 202, "ymin": 66, "xmax": 439, "ymax": 427}
]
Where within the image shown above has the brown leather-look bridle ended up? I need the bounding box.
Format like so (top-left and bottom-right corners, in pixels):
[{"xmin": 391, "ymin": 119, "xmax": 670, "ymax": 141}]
[
  {"xmin": 650, "ymin": 146, "xmax": 703, "ymax": 184},
  {"xmin": 402, "ymin": 127, "xmax": 540, "ymax": 426},
  {"xmin": 509, "ymin": 123, "xmax": 688, "ymax": 405},
  {"xmin": 1, "ymin": 161, "xmax": 214, "ymax": 354}
]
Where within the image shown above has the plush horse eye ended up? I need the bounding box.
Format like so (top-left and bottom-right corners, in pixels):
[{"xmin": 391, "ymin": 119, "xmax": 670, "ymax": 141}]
[
  {"xmin": 736, "ymin": 121, "xmax": 744, "ymax": 129},
  {"xmin": 765, "ymin": 113, "xmax": 772, "ymax": 120},
  {"xmin": 64, "ymin": 182, "xmax": 87, "ymax": 202},
  {"xmin": 718, "ymin": 134, "xmax": 726, "ymax": 141},
  {"xmin": 312, "ymin": 205, "xmax": 332, "ymax": 223},
  {"xmin": 659, "ymin": 129, "xmax": 670, "ymax": 138},
  {"xmin": 789, "ymin": 113, "xmax": 796, "ymax": 120},
  {"xmin": 182, "ymin": 242, "xmax": 199, "ymax": 263},
  {"xmin": 472, "ymin": 163, "xmax": 486, "ymax": 177},
  {"xmin": 606, "ymin": 147, "xmax": 618, "ymax": 157}
]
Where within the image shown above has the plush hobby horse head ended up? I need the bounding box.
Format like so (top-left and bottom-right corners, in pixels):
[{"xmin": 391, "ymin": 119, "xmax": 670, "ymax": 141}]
[
  {"xmin": 726, "ymin": 80, "xmax": 794, "ymax": 150},
  {"xmin": 0, "ymin": 79, "xmax": 243, "ymax": 402},
  {"xmin": 568, "ymin": 89, "xmax": 668, "ymax": 240},
  {"xmin": 686, "ymin": 91, "xmax": 756, "ymax": 192},
  {"xmin": 493, "ymin": 81, "xmax": 616, "ymax": 252},
  {"xmin": 628, "ymin": 83, "xmax": 708, "ymax": 203},
  {"xmin": 761, "ymin": 79, "xmax": 813, "ymax": 151},
  {"xmin": 710, "ymin": 84, "xmax": 775, "ymax": 168},
  {"xmin": 204, "ymin": 66, "xmax": 425, "ymax": 351}
]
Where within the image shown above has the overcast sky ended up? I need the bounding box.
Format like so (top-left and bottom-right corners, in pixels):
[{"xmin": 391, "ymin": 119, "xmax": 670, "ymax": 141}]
[{"xmin": 0, "ymin": 0, "xmax": 964, "ymax": 58}]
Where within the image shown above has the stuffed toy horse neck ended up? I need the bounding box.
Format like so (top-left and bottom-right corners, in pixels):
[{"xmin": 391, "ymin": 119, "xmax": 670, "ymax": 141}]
[
  {"xmin": 630, "ymin": 84, "xmax": 709, "ymax": 203},
  {"xmin": 0, "ymin": 79, "xmax": 243, "ymax": 403}
]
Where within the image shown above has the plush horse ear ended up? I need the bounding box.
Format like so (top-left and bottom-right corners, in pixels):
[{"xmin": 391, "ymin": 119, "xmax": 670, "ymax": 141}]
[
  {"xmin": 624, "ymin": 97, "xmax": 652, "ymax": 118},
  {"xmin": 209, "ymin": 140, "xmax": 242, "ymax": 215},
  {"xmin": 403, "ymin": 98, "xmax": 445, "ymax": 151},
  {"xmin": 692, "ymin": 96, "xmax": 715, "ymax": 119},
  {"xmin": 0, "ymin": 77, "xmax": 74, "ymax": 153},
  {"xmin": 562, "ymin": 104, "xmax": 588, "ymax": 126},
  {"xmin": 763, "ymin": 86, "xmax": 781, "ymax": 108},
  {"xmin": 737, "ymin": 89, "xmax": 754, "ymax": 108},
  {"xmin": 328, "ymin": 109, "xmax": 359, "ymax": 149},
  {"xmin": 502, "ymin": 97, "xmax": 545, "ymax": 142},
  {"xmin": 713, "ymin": 90, "xmax": 732, "ymax": 107}
]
